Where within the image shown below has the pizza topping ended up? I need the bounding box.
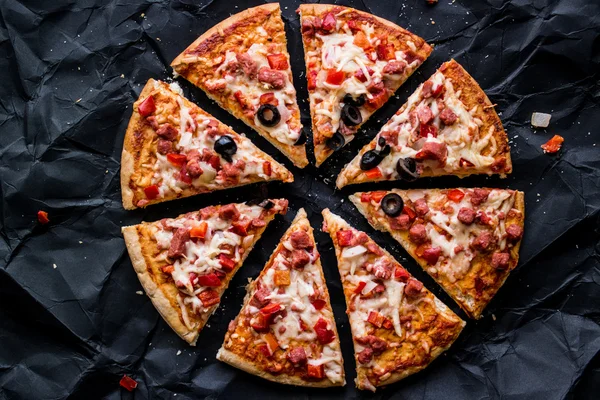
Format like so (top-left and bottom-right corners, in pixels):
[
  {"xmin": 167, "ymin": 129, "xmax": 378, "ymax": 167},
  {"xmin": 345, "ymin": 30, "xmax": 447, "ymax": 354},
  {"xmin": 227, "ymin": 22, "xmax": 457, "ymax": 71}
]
[
  {"xmin": 314, "ymin": 318, "xmax": 336, "ymax": 344},
  {"xmin": 472, "ymin": 231, "xmax": 495, "ymax": 252},
  {"xmin": 506, "ymin": 224, "xmax": 523, "ymax": 242},
  {"xmin": 138, "ymin": 96, "xmax": 155, "ymax": 117},
  {"xmin": 256, "ymin": 104, "xmax": 281, "ymax": 127},
  {"xmin": 413, "ymin": 198, "xmax": 429, "ymax": 216},
  {"xmin": 343, "ymin": 93, "xmax": 366, "ymax": 107},
  {"xmin": 290, "ymin": 230, "xmax": 313, "ymax": 250},
  {"xmin": 37, "ymin": 210, "xmax": 50, "ymax": 224},
  {"xmin": 156, "ymin": 123, "xmax": 178, "ymax": 140},
  {"xmin": 236, "ymin": 53, "xmax": 259, "ymax": 79},
  {"xmin": 307, "ymin": 363, "xmax": 325, "ymax": 379},
  {"xmin": 267, "ymin": 53, "xmax": 289, "ymax": 70},
  {"xmin": 340, "ymin": 104, "xmax": 363, "ymax": 126},
  {"xmin": 360, "ymin": 150, "xmax": 384, "ymax": 170},
  {"xmin": 409, "ymin": 224, "xmax": 427, "ymax": 244},
  {"xmin": 491, "ymin": 252, "xmax": 510, "ymax": 270},
  {"xmin": 439, "ymin": 107, "xmax": 458, "ymax": 125},
  {"xmin": 119, "ymin": 375, "xmax": 138, "ymax": 391},
  {"xmin": 421, "ymin": 247, "xmax": 441, "ymax": 265},
  {"xmin": 258, "ymin": 67, "xmax": 286, "ymax": 89},
  {"xmin": 213, "ymin": 135, "xmax": 237, "ymax": 162},
  {"xmin": 470, "ymin": 188, "xmax": 490, "ymax": 206},
  {"xmin": 531, "ymin": 112, "xmax": 551, "ymax": 128},
  {"xmin": 168, "ymin": 228, "xmax": 191, "ymax": 259},
  {"xmin": 457, "ymin": 207, "xmax": 476, "ymax": 225},
  {"xmin": 541, "ymin": 134, "xmax": 564, "ymax": 154},
  {"xmin": 357, "ymin": 347, "xmax": 373, "ymax": 364},
  {"xmin": 325, "ymin": 131, "xmax": 345, "ymax": 151},
  {"xmin": 380, "ymin": 193, "xmax": 404, "ymax": 217},
  {"xmin": 199, "ymin": 289, "xmax": 220, "ymax": 307},
  {"xmin": 382, "ymin": 60, "xmax": 407, "ymax": 75},
  {"xmin": 287, "ymin": 347, "xmax": 308, "ymax": 365},
  {"xmin": 404, "ymin": 278, "xmax": 423, "ymax": 297}
]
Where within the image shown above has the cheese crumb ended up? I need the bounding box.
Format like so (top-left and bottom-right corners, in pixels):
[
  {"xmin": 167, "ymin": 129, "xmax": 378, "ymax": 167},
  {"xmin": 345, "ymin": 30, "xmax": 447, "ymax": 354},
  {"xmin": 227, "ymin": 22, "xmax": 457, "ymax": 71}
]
[
  {"xmin": 176, "ymin": 350, "xmax": 182, "ymax": 356},
  {"xmin": 136, "ymin": 291, "xmax": 144, "ymax": 295},
  {"xmin": 53, "ymin": 263, "xmax": 57, "ymax": 269},
  {"xmin": 531, "ymin": 112, "xmax": 551, "ymax": 128}
]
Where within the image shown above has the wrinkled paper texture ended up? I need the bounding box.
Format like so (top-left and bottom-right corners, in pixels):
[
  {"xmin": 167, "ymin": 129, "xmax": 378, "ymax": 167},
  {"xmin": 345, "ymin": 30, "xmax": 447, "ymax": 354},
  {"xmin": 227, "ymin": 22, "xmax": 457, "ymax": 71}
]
[{"xmin": 1, "ymin": 0, "xmax": 599, "ymax": 398}]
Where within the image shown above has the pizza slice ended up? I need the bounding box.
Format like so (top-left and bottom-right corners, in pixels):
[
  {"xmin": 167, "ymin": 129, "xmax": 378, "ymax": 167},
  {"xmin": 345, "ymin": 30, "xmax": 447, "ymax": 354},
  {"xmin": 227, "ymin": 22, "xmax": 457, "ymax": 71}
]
[
  {"xmin": 298, "ymin": 4, "xmax": 432, "ymax": 166},
  {"xmin": 217, "ymin": 209, "xmax": 345, "ymax": 387},
  {"xmin": 336, "ymin": 59, "xmax": 512, "ymax": 188},
  {"xmin": 349, "ymin": 188, "xmax": 525, "ymax": 319},
  {"xmin": 321, "ymin": 209, "xmax": 465, "ymax": 391},
  {"xmin": 121, "ymin": 199, "xmax": 288, "ymax": 345},
  {"xmin": 121, "ymin": 79, "xmax": 293, "ymax": 210},
  {"xmin": 171, "ymin": 4, "xmax": 308, "ymax": 168}
]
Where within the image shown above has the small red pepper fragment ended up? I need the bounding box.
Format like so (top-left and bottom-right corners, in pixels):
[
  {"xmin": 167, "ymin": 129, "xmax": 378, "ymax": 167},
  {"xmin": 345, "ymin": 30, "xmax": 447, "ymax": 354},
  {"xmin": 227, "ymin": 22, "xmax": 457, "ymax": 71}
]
[
  {"xmin": 119, "ymin": 375, "xmax": 138, "ymax": 392},
  {"xmin": 307, "ymin": 364, "xmax": 324, "ymax": 379},
  {"xmin": 370, "ymin": 191, "xmax": 387, "ymax": 203},
  {"xmin": 144, "ymin": 185, "xmax": 160, "ymax": 200},
  {"xmin": 267, "ymin": 53, "xmax": 289, "ymax": 70},
  {"xmin": 364, "ymin": 167, "xmax": 382, "ymax": 179},
  {"xmin": 218, "ymin": 254, "xmax": 236, "ymax": 272},
  {"xmin": 354, "ymin": 281, "xmax": 367, "ymax": 294},
  {"xmin": 198, "ymin": 289, "xmax": 220, "ymax": 307},
  {"xmin": 161, "ymin": 265, "xmax": 174, "ymax": 274},
  {"xmin": 447, "ymin": 189, "xmax": 465, "ymax": 203},
  {"xmin": 313, "ymin": 318, "xmax": 335, "ymax": 344},
  {"xmin": 166, "ymin": 153, "xmax": 187, "ymax": 167},
  {"xmin": 189, "ymin": 221, "xmax": 208, "ymax": 239},
  {"xmin": 197, "ymin": 273, "xmax": 221, "ymax": 287},
  {"xmin": 541, "ymin": 134, "xmax": 564, "ymax": 154},
  {"xmin": 311, "ymin": 299, "xmax": 326, "ymax": 310},
  {"xmin": 37, "ymin": 210, "xmax": 50, "ymax": 224},
  {"xmin": 325, "ymin": 70, "xmax": 345, "ymax": 85},
  {"xmin": 138, "ymin": 96, "xmax": 155, "ymax": 117},
  {"xmin": 336, "ymin": 230, "xmax": 354, "ymax": 247},
  {"xmin": 403, "ymin": 206, "xmax": 416, "ymax": 220},
  {"xmin": 263, "ymin": 161, "xmax": 272, "ymax": 176}
]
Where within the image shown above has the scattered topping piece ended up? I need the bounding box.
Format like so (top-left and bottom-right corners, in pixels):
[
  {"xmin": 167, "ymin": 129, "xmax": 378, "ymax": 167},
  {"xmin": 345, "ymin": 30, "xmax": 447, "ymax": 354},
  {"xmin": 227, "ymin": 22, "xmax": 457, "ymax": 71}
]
[
  {"xmin": 274, "ymin": 270, "xmax": 291, "ymax": 286},
  {"xmin": 506, "ymin": 224, "xmax": 524, "ymax": 242},
  {"xmin": 166, "ymin": 153, "xmax": 187, "ymax": 167},
  {"xmin": 168, "ymin": 228, "xmax": 190, "ymax": 259},
  {"xmin": 447, "ymin": 189, "xmax": 465, "ymax": 203},
  {"xmin": 197, "ymin": 273, "xmax": 221, "ymax": 287},
  {"xmin": 325, "ymin": 69, "xmax": 345, "ymax": 86},
  {"xmin": 119, "ymin": 375, "xmax": 138, "ymax": 391},
  {"xmin": 138, "ymin": 96, "xmax": 155, "ymax": 117},
  {"xmin": 218, "ymin": 254, "xmax": 236, "ymax": 271},
  {"xmin": 256, "ymin": 104, "xmax": 281, "ymax": 127},
  {"xmin": 287, "ymin": 347, "xmax": 307, "ymax": 365},
  {"xmin": 144, "ymin": 185, "xmax": 160, "ymax": 200},
  {"xmin": 325, "ymin": 131, "xmax": 345, "ymax": 151},
  {"xmin": 491, "ymin": 252, "xmax": 510, "ymax": 270},
  {"xmin": 307, "ymin": 364, "xmax": 325, "ymax": 379},
  {"xmin": 531, "ymin": 112, "xmax": 551, "ymax": 128},
  {"xmin": 381, "ymin": 193, "xmax": 404, "ymax": 217},
  {"xmin": 409, "ymin": 224, "xmax": 427, "ymax": 244},
  {"xmin": 198, "ymin": 289, "xmax": 220, "ymax": 307},
  {"xmin": 267, "ymin": 53, "xmax": 289, "ymax": 70},
  {"xmin": 340, "ymin": 104, "xmax": 362, "ymax": 127},
  {"xmin": 37, "ymin": 211, "xmax": 50, "ymax": 224},
  {"xmin": 360, "ymin": 150, "xmax": 384, "ymax": 171},
  {"xmin": 213, "ymin": 135, "xmax": 237, "ymax": 162},
  {"xmin": 290, "ymin": 230, "xmax": 313, "ymax": 249},
  {"xmin": 396, "ymin": 158, "xmax": 419, "ymax": 181},
  {"xmin": 404, "ymin": 278, "xmax": 423, "ymax": 297},
  {"xmin": 541, "ymin": 135, "xmax": 564, "ymax": 154},
  {"xmin": 421, "ymin": 247, "xmax": 441, "ymax": 265},
  {"xmin": 190, "ymin": 222, "xmax": 208, "ymax": 239},
  {"xmin": 313, "ymin": 318, "xmax": 335, "ymax": 344}
]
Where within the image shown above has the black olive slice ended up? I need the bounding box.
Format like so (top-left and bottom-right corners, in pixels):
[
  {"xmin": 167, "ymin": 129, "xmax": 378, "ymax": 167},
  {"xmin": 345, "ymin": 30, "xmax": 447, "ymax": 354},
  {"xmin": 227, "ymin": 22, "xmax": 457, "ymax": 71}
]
[
  {"xmin": 380, "ymin": 144, "xmax": 391, "ymax": 157},
  {"xmin": 294, "ymin": 130, "xmax": 307, "ymax": 146},
  {"xmin": 214, "ymin": 135, "xmax": 237, "ymax": 162},
  {"xmin": 326, "ymin": 131, "xmax": 345, "ymax": 151},
  {"xmin": 360, "ymin": 150, "xmax": 383, "ymax": 170},
  {"xmin": 340, "ymin": 104, "xmax": 363, "ymax": 127},
  {"xmin": 396, "ymin": 157, "xmax": 419, "ymax": 182},
  {"xmin": 378, "ymin": 137, "xmax": 386, "ymax": 147},
  {"xmin": 257, "ymin": 104, "xmax": 281, "ymax": 127},
  {"xmin": 381, "ymin": 193, "xmax": 404, "ymax": 217},
  {"xmin": 259, "ymin": 199, "xmax": 274, "ymax": 210},
  {"xmin": 245, "ymin": 198, "xmax": 261, "ymax": 206},
  {"xmin": 342, "ymin": 94, "xmax": 366, "ymax": 107}
]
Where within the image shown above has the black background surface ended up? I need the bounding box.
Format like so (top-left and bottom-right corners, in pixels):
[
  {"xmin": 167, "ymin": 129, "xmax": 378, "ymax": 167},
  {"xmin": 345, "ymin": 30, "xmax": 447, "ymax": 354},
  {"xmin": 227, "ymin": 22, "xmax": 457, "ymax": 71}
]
[{"xmin": 1, "ymin": 0, "xmax": 600, "ymax": 399}]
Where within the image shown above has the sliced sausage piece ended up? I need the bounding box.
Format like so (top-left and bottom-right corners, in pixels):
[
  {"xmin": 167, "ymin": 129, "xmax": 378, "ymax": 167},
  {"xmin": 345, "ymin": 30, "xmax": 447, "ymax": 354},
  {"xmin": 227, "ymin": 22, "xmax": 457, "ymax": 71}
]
[
  {"xmin": 287, "ymin": 347, "xmax": 307, "ymax": 365},
  {"xmin": 291, "ymin": 249, "xmax": 310, "ymax": 269},
  {"xmin": 357, "ymin": 347, "xmax": 373, "ymax": 364},
  {"xmin": 221, "ymin": 162, "xmax": 242, "ymax": 180},
  {"xmin": 390, "ymin": 214, "xmax": 411, "ymax": 230},
  {"xmin": 417, "ymin": 105, "xmax": 434, "ymax": 125},
  {"xmin": 320, "ymin": 13, "xmax": 336, "ymax": 32},
  {"xmin": 422, "ymin": 247, "xmax": 441, "ymax": 265},
  {"xmin": 414, "ymin": 198, "xmax": 429, "ymax": 217},
  {"xmin": 416, "ymin": 141, "xmax": 448, "ymax": 164},
  {"xmin": 409, "ymin": 224, "xmax": 428, "ymax": 244},
  {"xmin": 457, "ymin": 207, "xmax": 476, "ymax": 225},
  {"xmin": 506, "ymin": 224, "xmax": 523, "ymax": 242},
  {"xmin": 157, "ymin": 139, "xmax": 172, "ymax": 155},
  {"xmin": 372, "ymin": 261, "xmax": 393, "ymax": 280},
  {"xmin": 382, "ymin": 60, "xmax": 407, "ymax": 75},
  {"xmin": 186, "ymin": 160, "xmax": 203, "ymax": 178},
  {"xmin": 290, "ymin": 230, "xmax": 313, "ymax": 250},
  {"xmin": 168, "ymin": 228, "xmax": 190, "ymax": 259},
  {"xmin": 470, "ymin": 188, "xmax": 490, "ymax": 206},
  {"xmin": 472, "ymin": 231, "xmax": 495, "ymax": 252},
  {"xmin": 439, "ymin": 107, "xmax": 458, "ymax": 125},
  {"xmin": 156, "ymin": 123, "xmax": 178, "ymax": 140},
  {"xmin": 404, "ymin": 278, "xmax": 423, "ymax": 297},
  {"xmin": 421, "ymin": 80, "xmax": 433, "ymax": 98},
  {"xmin": 219, "ymin": 204, "xmax": 240, "ymax": 221},
  {"xmin": 491, "ymin": 252, "xmax": 510, "ymax": 270},
  {"xmin": 236, "ymin": 53, "xmax": 258, "ymax": 80},
  {"xmin": 250, "ymin": 286, "xmax": 271, "ymax": 308},
  {"xmin": 368, "ymin": 335, "xmax": 388, "ymax": 354},
  {"xmin": 351, "ymin": 231, "xmax": 369, "ymax": 246},
  {"xmin": 258, "ymin": 67, "xmax": 286, "ymax": 89}
]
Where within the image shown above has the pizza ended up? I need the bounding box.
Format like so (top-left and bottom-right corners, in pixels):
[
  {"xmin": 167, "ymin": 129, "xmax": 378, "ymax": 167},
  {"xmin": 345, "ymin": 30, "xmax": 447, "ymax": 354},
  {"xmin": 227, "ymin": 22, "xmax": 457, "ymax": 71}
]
[
  {"xmin": 121, "ymin": 199, "xmax": 288, "ymax": 345},
  {"xmin": 171, "ymin": 4, "xmax": 308, "ymax": 168},
  {"xmin": 120, "ymin": 79, "xmax": 293, "ymax": 210},
  {"xmin": 349, "ymin": 188, "xmax": 525, "ymax": 319},
  {"xmin": 336, "ymin": 60, "xmax": 512, "ymax": 188},
  {"xmin": 298, "ymin": 4, "xmax": 432, "ymax": 166},
  {"xmin": 321, "ymin": 209, "xmax": 465, "ymax": 391},
  {"xmin": 217, "ymin": 209, "xmax": 345, "ymax": 387}
]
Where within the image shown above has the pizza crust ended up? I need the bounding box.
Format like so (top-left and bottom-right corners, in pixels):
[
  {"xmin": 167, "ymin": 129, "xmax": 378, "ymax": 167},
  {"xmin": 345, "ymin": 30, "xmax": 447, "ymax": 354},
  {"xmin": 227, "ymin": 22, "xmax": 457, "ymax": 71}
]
[
  {"xmin": 349, "ymin": 190, "xmax": 525, "ymax": 319},
  {"xmin": 171, "ymin": 4, "xmax": 309, "ymax": 168}
]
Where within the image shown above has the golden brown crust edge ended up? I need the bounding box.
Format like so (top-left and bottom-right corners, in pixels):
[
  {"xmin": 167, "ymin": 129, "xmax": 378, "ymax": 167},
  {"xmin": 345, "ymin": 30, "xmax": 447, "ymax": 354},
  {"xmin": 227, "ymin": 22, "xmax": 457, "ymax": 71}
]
[
  {"xmin": 171, "ymin": 4, "xmax": 309, "ymax": 168},
  {"xmin": 349, "ymin": 190, "xmax": 525, "ymax": 319},
  {"xmin": 321, "ymin": 208, "xmax": 465, "ymax": 390},
  {"xmin": 121, "ymin": 225, "xmax": 200, "ymax": 345},
  {"xmin": 217, "ymin": 208, "xmax": 346, "ymax": 387}
]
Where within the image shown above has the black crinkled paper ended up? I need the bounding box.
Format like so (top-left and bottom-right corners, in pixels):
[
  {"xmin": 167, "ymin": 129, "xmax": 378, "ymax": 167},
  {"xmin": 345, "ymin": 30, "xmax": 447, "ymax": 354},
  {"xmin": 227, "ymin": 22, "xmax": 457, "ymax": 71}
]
[{"xmin": 1, "ymin": 0, "xmax": 599, "ymax": 398}]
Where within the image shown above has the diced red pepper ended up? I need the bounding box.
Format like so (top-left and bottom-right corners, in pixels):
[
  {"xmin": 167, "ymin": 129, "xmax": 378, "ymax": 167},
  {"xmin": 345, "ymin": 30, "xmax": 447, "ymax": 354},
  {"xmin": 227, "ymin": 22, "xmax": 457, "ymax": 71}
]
[
  {"xmin": 258, "ymin": 344, "xmax": 271, "ymax": 358},
  {"xmin": 144, "ymin": 185, "xmax": 160, "ymax": 200},
  {"xmin": 354, "ymin": 281, "xmax": 367, "ymax": 294},
  {"xmin": 541, "ymin": 134, "xmax": 564, "ymax": 154},
  {"xmin": 353, "ymin": 31, "xmax": 370, "ymax": 50},
  {"xmin": 367, "ymin": 310, "xmax": 385, "ymax": 328},
  {"xmin": 218, "ymin": 254, "xmax": 236, "ymax": 272},
  {"xmin": 422, "ymin": 247, "xmax": 441, "ymax": 265},
  {"xmin": 314, "ymin": 318, "xmax": 335, "ymax": 344},
  {"xmin": 336, "ymin": 230, "xmax": 354, "ymax": 247},
  {"xmin": 260, "ymin": 302, "xmax": 283, "ymax": 317},
  {"xmin": 233, "ymin": 90, "xmax": 250, "ymax": 109},
  {"xmin": 166, "ymin": 153, "xmax": 187, "ymax": 167},
  {"xmin": 263, "ymin": 161, "xmax": 272, "ymax": 176},
  {"xmin": 431, "ymin": 83, "xmax": 444, "ymax": 97},
  {"xmin": 198, "ymin": 289, "xmax": 220, "ymax": 307},
  {"xmin": 267, "ymin": 53, "xmax": 289, "ymax": 70},
  {"xmin": 264, "ymin": 332, "xmax": 279, "ymax": 355},
  {"xmin": 403, "ymin": 206, "xmax": 416, "ymax": 220},
  {"xmin": 299, "ymin": 319, "xmax": 308, "ymax": 332},
  {"xmin": 311, "ymin": 299, "xmax": 326, "ymax": 310},
  {"xmin": 325, "ymin": 70, "xmax": 345, "ymax": 85},
  {"xmin": 37, "ymin": 210, "xmax": 49, "ymax": 224},
  {"xmin": 259, "ymin": 92, "xmax": 278, "ymax": 106},
  {"xmin": 420, "ymin": 123, "xmax": 438, "ymax": 138},
  {"xmin": 251, "ymin": 313, "xmax": 270, "ymax": 332},
  {"xmin": 161, "ymin": 265, "xmax": 174, "ymax": 274},
  {"xmin": 382, "ymin": 318, "xmax": 393, "ymax": 330},
  {"xmin": 376, "ymin": 43, "xmax": 396, "ymax": 61},
  {"xmin": 394, "ymin": 266, "xmax": 410, "ymax": 282},
  {"xmin": 347, "ymin": 19, "xmax": 360, "ymax": 33},
  {"xmin": 119, "ymin": 375, "xmax": 138, "ymax": 391},
  {"xmin": 447, "ymin": 189, "xmax": 465, "ymax": 203},
  {"xmin": 197, "ymin": 273, "xmax": 221, "ymax": 287},
  {"xmin": 230, "ymin": 220, "xmax": 250, "ymax": 236},
  {"xmin": 307, "ymin": 364, "xmax": 324, "ymax": 379},
  {"xmin": 366, "ymin": 90, "xmax": 388, "ymax": 110},
  {"xmin": 360, "ymin": 193, "xmax": 371, "ymax": 203},
  {"xmin": 138, "ymin": 96, "xmax": 155, "ymax": 117},
  {"xmin": 321, "ymin": 13, "xmax": 336, "ymax": 32},
  {"xmin": 190, "ymin": 221, "xmax": 208, "ymax": 239},
  {"xmin": 365, "ymin": 167, "xmax": 382, "ymax": 179},
  {"xmin": 307, "ymin": 70, "xmax": 318, "ymax": 91},
  {"xmin": 370, "ymin": 191, "xmax": 387, "ymax": 203}
]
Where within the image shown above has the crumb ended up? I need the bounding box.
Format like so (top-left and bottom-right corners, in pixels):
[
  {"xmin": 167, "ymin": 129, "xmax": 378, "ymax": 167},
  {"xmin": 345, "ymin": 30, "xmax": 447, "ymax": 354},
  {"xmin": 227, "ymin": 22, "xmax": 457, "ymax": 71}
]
[{"xmin": 53, "ymin": 263, "xmax": 57, "ymax": 269}]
